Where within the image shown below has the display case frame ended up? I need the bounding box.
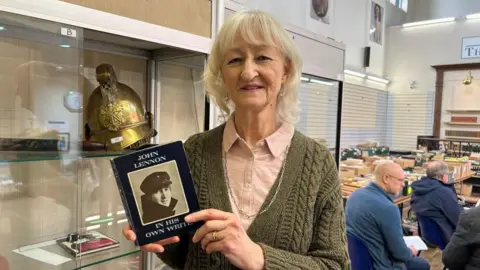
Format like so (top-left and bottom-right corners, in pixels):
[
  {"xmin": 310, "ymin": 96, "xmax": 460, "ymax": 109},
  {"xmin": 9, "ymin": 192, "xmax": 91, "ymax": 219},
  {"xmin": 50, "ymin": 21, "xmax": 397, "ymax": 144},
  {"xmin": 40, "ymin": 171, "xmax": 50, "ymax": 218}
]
[{"xmin": 0, "ymin": 1, "xmax": 214, "ymax": 269}]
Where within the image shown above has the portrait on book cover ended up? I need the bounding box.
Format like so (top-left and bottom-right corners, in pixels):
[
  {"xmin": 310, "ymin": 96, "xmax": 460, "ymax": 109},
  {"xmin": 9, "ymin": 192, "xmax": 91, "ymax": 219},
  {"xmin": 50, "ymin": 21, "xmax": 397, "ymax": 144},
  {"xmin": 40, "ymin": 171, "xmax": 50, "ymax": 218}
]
[{"xmin": 128, "ymin": 160, "xmax": 189, "ymax": 225}]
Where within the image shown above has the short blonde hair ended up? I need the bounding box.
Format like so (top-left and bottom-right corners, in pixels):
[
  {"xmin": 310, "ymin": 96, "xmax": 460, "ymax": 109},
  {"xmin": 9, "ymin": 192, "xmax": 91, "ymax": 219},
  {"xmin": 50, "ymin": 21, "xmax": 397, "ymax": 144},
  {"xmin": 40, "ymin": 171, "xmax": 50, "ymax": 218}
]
[{"xmin": 203, "ymin": 10, "xmax": 303, "ymax": 124}]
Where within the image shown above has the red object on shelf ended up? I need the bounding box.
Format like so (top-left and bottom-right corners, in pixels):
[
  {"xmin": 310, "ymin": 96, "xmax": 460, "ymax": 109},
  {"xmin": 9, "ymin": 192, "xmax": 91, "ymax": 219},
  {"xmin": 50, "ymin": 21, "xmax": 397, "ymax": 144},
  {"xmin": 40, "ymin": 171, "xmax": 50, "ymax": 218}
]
[{"xmin": 451, "ymin": 116, "xmax": 478, "ymax": 123}]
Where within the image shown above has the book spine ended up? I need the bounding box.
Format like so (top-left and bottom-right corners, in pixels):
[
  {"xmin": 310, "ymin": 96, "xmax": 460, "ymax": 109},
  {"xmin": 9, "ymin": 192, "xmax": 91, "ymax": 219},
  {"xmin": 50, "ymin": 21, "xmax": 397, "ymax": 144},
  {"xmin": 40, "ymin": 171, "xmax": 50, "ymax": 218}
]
[{"xmin": 109, "ymin": 159, "xmax": 139, "ymax": 246}]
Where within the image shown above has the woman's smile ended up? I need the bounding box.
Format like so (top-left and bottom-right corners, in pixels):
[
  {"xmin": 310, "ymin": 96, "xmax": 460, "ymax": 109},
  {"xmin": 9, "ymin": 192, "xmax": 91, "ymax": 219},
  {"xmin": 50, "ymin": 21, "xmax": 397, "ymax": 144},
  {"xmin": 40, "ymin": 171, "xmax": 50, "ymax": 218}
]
[{"xmin": 239, "ymin": 83, "xmax": 264, "ymax": 91}]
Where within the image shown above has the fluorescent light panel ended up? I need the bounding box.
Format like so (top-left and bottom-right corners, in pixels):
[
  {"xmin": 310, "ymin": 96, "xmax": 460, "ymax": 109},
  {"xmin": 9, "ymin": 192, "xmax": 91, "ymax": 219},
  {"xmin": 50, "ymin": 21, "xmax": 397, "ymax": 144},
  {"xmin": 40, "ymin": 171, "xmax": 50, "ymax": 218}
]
[
  {"xmin": 344, "ymin": 69, "xmax": 366, "ymax": 78},
  {"xmin": 301, "ymin": 77, "xmax": 334, "ymax": 86},
  {"xmin": 367, "ymin": 75, "xmax": 390, "ymax": 84},
  {"xmin": 310, "ymin": 79, "xmax": 333, "ymax": 86},
  {"xmin": 466, "ymin": 13, "xmax": 480, "ymax": 20},
  {"xmin": 403, "ymin": 17, "xmax": 455, "ymax": 28}
]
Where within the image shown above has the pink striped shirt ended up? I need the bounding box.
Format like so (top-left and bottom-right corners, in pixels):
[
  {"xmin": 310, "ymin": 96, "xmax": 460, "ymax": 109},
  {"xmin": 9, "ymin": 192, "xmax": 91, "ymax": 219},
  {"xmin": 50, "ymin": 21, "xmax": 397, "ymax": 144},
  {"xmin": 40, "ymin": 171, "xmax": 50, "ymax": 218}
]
[{"xmin": 222, "ymin": 117, "xmax": 294, "ymax": 230}]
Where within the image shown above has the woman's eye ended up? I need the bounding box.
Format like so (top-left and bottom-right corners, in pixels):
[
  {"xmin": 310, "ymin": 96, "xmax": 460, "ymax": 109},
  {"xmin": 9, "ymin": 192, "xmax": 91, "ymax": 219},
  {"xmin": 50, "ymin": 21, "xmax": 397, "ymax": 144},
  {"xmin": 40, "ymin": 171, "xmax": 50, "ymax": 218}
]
[
  {"xmin": 227, "ymin": 58, "xmax": 241, "ymax": 64},
  {"xmin": 257, "ymin": 56, "xmax": 271, "ymax": 61}
]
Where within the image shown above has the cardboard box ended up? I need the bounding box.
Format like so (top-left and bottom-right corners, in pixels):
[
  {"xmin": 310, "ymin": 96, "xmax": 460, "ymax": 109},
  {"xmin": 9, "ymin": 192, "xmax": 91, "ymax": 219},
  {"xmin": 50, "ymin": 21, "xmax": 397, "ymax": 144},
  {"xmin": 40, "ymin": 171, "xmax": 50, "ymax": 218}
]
[
  {"xmin": 339, "ymin": 168, "xmax": 356, "ymax": 180},
  {"xmin": 459, "ymin": 184, "xmax": 473, "ymax": 196},
  {"xmin": 395, "ymin": 159, "xmax": 415, "ymax": 169}
]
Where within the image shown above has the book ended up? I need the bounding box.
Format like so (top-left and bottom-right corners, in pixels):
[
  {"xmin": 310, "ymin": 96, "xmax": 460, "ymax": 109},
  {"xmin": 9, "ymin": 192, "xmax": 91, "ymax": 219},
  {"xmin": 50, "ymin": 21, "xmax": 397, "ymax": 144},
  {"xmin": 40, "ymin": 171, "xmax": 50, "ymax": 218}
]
[
  {"xmin": 110, "ymin": 141, "xmax": 202, "ymax": 246},
  {"xmin": 56, "ymin": 231, "xmax": 119, "ymax": 257},
  {"xmin": 403, "ymin": 236, "xmax": 428, "ymax": 251}
]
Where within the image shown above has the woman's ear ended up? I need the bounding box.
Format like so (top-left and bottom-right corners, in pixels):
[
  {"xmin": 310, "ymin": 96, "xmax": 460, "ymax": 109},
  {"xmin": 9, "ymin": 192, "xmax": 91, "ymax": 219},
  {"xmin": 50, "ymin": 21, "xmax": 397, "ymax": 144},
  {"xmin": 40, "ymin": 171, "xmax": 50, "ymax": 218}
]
[{"xmin": 282, "ymin": 59, "xmax": 291, "ymax": 84}]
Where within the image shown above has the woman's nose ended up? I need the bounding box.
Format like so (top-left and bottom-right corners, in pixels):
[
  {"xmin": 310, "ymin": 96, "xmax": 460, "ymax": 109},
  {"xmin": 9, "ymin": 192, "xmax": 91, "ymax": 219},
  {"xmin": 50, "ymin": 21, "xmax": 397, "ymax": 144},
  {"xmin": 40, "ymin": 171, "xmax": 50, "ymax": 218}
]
[{"xmin": 241, "ymin": 60, "xmax": 259, "ymax": 81}]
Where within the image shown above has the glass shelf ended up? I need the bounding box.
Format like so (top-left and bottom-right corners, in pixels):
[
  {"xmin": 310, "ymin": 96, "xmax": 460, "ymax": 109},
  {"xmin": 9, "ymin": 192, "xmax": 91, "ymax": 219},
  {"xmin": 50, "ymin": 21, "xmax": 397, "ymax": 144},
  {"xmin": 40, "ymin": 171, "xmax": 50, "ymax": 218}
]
[
  {"xmin": 0, "ymin": 150, "xmax": 129, "ymax": 163},
  {"xmin": 8, "ymin": 222, "xmax": 140, "ymax": 270}
]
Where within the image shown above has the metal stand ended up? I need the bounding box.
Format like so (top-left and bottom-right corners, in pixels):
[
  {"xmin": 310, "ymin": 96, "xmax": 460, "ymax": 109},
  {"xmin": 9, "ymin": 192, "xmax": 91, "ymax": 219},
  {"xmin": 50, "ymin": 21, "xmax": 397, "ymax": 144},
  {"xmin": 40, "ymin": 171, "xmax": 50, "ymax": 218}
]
[{"xmin": 140, "ymin": 252, "xmax": 156, "ymax": 270}]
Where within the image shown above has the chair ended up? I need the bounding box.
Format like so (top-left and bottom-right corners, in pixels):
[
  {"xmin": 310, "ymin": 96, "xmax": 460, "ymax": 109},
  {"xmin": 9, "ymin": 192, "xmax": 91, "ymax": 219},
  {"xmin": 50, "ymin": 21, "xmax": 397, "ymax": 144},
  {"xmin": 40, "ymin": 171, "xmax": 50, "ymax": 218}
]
[
  {"xmin": 347, "ymin": 232, "xmax": 374, "ymax": 270},
  {"xmin": 416, "ymin": 215, "xmax": 447, "ymax": 250}
]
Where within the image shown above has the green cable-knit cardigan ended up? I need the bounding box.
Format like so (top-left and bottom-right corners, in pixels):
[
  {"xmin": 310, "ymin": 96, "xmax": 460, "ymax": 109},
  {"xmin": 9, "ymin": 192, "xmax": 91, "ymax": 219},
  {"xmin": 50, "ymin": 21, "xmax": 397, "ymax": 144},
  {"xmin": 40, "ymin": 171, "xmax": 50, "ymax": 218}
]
[{"xmin": 157, "ymin": 124, "xmax": 350, "ymax": 269}]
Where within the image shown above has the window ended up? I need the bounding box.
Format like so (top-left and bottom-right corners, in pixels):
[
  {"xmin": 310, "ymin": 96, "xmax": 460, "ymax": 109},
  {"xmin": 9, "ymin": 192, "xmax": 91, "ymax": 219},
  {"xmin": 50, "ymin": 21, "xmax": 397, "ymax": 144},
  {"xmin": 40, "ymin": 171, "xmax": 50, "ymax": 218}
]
[
  {"xmin": 389, "ymin": 0, "xmax": 408, "ymax": 12},
  {"xmin": 401, "ymin": 0, "xmax": 408, "ymax": 12}
]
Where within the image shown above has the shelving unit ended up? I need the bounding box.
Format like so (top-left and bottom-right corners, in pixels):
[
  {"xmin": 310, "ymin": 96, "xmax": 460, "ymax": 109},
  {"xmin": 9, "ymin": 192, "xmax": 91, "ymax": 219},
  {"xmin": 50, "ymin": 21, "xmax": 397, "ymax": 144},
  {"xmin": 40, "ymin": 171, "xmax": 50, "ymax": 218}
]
[{"xmin": 0, "ymin": 1, "xmax": 211, "ymax": 268}]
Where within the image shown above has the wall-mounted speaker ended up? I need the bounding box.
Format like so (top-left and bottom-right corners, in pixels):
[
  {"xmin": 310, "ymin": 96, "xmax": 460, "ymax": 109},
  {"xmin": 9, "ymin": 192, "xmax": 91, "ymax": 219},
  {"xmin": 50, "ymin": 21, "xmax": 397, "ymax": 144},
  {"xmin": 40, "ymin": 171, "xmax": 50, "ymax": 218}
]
[{"xmin": 363, "ymin": 46, "xmax": 371, "ymax": 67}]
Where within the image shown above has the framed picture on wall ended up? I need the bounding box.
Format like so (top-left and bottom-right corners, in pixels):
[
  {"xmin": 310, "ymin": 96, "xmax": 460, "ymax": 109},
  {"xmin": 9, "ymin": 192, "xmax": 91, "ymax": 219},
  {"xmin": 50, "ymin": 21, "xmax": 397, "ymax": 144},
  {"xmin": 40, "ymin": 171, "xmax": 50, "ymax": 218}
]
[
  {"xmin": 309, "ymin": 0, "xmax": 331, "ymax": 24},
  {"xmin": 370, "ymin": 1, "xmax": 384, "ymax": 45}
]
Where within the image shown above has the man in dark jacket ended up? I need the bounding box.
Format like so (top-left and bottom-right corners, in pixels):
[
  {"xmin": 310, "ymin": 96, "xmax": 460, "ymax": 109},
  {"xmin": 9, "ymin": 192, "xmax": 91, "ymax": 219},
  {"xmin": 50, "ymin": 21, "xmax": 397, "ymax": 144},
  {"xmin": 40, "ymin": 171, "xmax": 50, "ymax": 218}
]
[
  {"xmin": 410, "ymin": 161, "xmax": 463, "ymax": 243},
  {"xmin": 442, "ymin": 206, "xmax": 480, "ymax": 270}
]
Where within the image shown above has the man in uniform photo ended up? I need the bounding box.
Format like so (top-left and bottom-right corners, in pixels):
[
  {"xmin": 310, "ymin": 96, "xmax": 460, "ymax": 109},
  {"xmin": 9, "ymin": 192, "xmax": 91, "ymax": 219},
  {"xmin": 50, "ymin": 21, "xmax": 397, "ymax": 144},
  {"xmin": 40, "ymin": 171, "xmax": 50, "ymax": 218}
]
[{"xmin": 140, "ymin": 171, "xmax": 178, "ymax": 224}]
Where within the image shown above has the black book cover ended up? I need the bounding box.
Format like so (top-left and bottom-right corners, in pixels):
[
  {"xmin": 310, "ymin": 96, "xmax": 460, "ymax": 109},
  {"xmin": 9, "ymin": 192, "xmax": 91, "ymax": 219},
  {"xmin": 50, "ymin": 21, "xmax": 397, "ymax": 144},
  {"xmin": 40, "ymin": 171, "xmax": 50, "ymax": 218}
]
[{"xmin": 110, "ymin": 141, "xmax": 202, "ymax": 246}]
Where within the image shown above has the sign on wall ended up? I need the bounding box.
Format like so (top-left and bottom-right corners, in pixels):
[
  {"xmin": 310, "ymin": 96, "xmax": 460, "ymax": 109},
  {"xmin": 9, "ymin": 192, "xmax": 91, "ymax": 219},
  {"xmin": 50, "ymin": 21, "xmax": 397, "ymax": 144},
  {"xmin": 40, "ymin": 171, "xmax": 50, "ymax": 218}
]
[{"xmin": 461, "ymin": 37, "xmax": 480, "ymax": 59}]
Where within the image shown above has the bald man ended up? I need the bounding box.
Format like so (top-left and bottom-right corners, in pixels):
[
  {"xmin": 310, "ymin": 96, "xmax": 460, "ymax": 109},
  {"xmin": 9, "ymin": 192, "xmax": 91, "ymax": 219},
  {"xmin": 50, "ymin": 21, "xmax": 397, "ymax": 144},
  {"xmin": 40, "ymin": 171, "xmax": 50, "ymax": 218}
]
[
  {"xmin": 410, "ymin": 161, "xmax": 463, "ymax": 243},
  {"xmin": 345, "ymin": 162, "xmax": 430, "ymax": 270}
]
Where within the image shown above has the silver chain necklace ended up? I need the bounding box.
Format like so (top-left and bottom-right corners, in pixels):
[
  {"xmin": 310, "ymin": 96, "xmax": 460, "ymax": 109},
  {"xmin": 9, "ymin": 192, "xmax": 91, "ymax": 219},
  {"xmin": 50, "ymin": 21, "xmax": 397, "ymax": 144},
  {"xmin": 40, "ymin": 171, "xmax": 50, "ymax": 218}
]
[{"xmin": 222, "ymin": 144, "xmax": 290, "ymax": 219}]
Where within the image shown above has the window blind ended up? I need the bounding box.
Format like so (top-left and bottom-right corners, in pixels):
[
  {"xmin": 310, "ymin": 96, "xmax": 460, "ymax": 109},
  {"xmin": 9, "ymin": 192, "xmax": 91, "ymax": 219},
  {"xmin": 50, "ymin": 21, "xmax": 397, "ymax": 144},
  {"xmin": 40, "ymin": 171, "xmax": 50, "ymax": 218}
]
[
  {"xmin": 340, "ymin": 83, "xmax": 388, "ymax": 148},
  {"xmin": 296, "ymin": 81, "xmax": 339, "ymax": 150},
  {"xmin": 386, "ymin": 91, "xmax": 434, "ymax": 150}
]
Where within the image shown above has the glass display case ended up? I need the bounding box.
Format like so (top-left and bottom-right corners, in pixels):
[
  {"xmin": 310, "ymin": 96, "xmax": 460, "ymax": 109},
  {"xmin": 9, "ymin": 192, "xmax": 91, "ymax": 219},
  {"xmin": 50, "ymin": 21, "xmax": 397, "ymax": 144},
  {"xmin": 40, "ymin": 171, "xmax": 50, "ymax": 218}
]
[
  {"xmin": 296, "ymin": 74, "xmax": 342, "ymax": 164},
  {"xmin": 0, "ymin": 9, "xmax": 207, "ymax": 270}
]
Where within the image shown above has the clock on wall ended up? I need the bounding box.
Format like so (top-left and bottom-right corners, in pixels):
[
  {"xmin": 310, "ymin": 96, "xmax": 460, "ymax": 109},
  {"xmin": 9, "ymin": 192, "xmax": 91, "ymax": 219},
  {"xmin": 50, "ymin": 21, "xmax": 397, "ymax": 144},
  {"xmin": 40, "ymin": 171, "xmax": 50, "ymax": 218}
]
[{"xmin": 64, "ymin": 91, "xmax": 83, "ymax": 112}]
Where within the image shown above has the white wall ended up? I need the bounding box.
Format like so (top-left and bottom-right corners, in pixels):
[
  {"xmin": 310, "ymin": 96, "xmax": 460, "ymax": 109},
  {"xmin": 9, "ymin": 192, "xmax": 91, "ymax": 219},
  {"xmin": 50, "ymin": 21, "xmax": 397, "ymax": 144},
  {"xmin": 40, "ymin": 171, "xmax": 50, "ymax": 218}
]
[
  {"xmin": 386, "ymin": 19, "xmax": 480, "ymax": 94},
  {"xmin": 407, "ymin": 0, "xmax": 480, "ymax": 23},
  {"xmin": 385, "ymin": 18, "xmax": 480, "ymax": 148},
  {"xmin": 225, "ymin": 0, "xmax": 389, "ymax": 82}
]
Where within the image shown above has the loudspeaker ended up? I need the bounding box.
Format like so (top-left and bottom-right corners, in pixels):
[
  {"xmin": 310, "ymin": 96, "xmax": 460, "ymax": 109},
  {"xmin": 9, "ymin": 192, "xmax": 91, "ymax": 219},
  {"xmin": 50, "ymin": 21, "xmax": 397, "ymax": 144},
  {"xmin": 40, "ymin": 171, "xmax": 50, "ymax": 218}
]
[{"xmin": 363, "ymin": 46, "xmax": 371, "ymax": 67}]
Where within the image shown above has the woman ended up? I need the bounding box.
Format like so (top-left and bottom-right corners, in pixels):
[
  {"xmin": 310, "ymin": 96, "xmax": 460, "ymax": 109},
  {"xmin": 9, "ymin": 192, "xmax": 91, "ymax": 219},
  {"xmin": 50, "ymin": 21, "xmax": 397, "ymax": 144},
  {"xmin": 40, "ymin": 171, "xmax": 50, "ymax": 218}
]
[{"xmin": 123, "ymin": 10, "xmax": 349, "ymax": 269}]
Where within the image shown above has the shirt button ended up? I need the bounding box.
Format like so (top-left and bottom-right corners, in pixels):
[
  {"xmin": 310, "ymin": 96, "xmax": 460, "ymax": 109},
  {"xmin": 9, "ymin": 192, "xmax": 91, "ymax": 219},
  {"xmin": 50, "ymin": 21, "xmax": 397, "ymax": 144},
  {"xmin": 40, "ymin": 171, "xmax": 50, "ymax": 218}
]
[{"xmin": 245, "ymin": 183, "xmax": 252, "ymax": 188}]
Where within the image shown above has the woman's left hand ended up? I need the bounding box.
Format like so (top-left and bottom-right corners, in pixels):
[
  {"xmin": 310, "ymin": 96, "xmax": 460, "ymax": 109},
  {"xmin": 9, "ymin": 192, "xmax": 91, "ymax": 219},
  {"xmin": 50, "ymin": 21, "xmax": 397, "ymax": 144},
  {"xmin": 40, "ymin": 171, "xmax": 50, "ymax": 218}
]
[{"xmin": 185, "ymin": 209, "xmax": 264, "ymax": 270}]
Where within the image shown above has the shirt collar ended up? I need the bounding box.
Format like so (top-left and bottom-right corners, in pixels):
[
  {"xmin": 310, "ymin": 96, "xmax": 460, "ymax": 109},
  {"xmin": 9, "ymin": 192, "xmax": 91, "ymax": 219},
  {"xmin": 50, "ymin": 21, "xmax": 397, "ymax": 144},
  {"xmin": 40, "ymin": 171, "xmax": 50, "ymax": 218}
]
[
  {"xmin": 222, "ymin": 115, "xmax": 294, "ymax": 157},
  {"xmin": 368, "ymin": 182, "xmax": 396, "ymax": 202}
]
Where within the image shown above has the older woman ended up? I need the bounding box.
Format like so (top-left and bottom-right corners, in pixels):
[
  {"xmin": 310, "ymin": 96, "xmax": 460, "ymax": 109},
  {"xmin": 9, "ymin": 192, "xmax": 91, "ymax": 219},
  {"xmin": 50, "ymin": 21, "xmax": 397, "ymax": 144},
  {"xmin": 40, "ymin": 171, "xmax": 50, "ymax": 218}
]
[{"xmin": 123, "ymin": 10, "xmax": 349, "ymax": 269}]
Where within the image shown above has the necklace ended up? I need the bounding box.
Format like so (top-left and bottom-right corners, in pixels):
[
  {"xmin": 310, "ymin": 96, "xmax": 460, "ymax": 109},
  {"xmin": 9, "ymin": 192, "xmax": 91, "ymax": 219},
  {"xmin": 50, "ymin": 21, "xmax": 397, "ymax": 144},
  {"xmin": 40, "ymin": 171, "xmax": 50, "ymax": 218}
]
[{"xmin": 222, "ymin": 144, "xmax": 290, "ymax": 219}]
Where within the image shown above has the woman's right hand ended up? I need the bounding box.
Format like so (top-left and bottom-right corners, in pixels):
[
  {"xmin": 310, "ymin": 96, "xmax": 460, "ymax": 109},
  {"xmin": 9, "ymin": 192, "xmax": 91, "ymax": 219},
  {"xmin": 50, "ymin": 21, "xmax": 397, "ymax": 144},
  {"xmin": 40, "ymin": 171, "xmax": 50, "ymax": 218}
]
[{"xmin": 122, "ymin": 224, "xmax": 180, "ymax": 253}]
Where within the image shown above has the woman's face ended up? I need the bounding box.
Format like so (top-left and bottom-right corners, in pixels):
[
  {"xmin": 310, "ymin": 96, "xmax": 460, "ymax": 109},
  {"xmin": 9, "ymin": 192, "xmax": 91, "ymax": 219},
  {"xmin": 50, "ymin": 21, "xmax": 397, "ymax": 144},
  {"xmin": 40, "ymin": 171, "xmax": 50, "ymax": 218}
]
[{"xmin": 221, "ymin": 36, "xmax": 289, "ymax": 113}]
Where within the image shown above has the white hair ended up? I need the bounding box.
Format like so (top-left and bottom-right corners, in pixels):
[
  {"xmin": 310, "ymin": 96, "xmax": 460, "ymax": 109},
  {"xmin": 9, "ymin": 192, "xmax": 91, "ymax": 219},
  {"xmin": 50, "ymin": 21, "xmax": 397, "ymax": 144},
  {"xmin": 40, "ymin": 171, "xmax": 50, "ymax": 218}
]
[{"xmin": 203, "ymin": 10, "xmax": 303, "ymax": 124}]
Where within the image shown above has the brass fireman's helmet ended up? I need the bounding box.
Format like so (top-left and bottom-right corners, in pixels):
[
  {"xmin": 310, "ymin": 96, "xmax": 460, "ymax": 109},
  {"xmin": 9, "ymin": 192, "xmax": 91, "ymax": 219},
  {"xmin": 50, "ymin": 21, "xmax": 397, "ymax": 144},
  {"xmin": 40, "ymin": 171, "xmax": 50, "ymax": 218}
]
[{"xmin": 86, "ymin": 64, "xmax": 155, "ymax": 151}]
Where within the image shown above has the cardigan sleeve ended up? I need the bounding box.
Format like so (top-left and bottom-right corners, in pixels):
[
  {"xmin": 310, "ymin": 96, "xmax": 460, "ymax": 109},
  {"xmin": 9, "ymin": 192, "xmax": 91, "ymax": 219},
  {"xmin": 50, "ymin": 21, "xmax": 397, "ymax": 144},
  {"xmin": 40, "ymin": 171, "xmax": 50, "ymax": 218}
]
[
  {"xmin": 156, "ymin": 238, "xmax": 190, "ymax": 269},
  {"xmin": 258, "ymin": 153, "xmax": 350, "ymax": 269}
]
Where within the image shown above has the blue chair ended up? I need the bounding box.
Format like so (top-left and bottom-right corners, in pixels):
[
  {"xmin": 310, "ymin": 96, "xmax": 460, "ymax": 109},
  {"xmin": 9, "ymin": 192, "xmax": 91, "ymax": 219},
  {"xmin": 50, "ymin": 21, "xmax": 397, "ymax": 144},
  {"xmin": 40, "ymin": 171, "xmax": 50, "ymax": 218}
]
[
  {"xmin": 416, "ymin": 214, "xmax": 447, "ymax": 250},
  {"xmin": 347, "ymin": 232, "xmax": 374, "ymax": 270}
]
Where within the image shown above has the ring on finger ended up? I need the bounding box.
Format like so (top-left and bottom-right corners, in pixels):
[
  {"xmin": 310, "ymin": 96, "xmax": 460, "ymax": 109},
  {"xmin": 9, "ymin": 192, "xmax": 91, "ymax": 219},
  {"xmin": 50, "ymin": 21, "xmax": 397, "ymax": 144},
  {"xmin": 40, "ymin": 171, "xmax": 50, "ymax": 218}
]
[{"xmin": 212, "ymin": 231, "xmax": 218, "ymax": 241}]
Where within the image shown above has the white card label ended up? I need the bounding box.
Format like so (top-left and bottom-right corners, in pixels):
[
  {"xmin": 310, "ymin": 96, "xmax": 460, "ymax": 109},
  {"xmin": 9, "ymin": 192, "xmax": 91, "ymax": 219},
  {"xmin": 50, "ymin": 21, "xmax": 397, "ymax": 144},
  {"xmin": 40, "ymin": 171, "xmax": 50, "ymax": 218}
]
[
  {"xmin": 111, "ymin": 136, "xmax": 123, "ymax": 144},
  {"xmin": 61, "ymin": 27, "xmax": 77, "ymax": 38},
  {"xmin": 13, "ymin": 248, "xmax": 71, "ymax": 266}
]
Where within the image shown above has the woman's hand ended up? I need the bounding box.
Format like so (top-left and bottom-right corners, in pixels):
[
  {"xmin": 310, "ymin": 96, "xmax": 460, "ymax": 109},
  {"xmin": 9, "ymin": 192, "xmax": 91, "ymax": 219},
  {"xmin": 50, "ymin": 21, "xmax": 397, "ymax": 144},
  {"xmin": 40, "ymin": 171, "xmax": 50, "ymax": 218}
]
[
  {"xmin": 122, "ymin": 224, "xmax": 180, "ymax": 253},
  {"xmin": 185, "ymin": 209, "xmax": 264, "ymax": 270}
]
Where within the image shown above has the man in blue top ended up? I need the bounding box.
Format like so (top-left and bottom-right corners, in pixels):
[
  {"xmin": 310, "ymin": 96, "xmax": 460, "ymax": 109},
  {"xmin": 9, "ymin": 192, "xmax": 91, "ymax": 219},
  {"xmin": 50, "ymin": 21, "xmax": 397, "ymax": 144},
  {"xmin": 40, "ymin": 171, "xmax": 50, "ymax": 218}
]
[
  {"xmin": 345, "ymin": 161, "xmax": 430, "ymax": 270},
  {"xmin": 410, "ymin": 161, "xmax": 463, "ymax": 243}
]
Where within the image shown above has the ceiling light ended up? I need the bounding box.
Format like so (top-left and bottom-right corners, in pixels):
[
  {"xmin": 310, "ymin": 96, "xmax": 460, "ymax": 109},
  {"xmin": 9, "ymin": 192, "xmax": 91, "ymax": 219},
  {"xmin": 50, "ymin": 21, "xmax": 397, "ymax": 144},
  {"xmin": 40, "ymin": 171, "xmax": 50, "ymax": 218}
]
[
  {"xmin": 402, "ymin": 17, "xmax": 455, "ymax": 28},
  {"xmin": 367, "ymin": 75, "xmax": 390, "ymax": 84},
  {"xmin": 344, "ymin": 69, "xmax": 366, "ymax": 78},
  {"xmin": 466, "ymin": 13, "xmax": 480, "ymax": 20},
  {"xmin": 300, "ymin": 77, "xmax": 310, "ymax": 82},
  {"xmin": 60, "ymin": 44, "xmax": 71, "ymax": 48},
  {"xmin": 310, "ymin": 79, "xmax": 333, "ymax": 86}
]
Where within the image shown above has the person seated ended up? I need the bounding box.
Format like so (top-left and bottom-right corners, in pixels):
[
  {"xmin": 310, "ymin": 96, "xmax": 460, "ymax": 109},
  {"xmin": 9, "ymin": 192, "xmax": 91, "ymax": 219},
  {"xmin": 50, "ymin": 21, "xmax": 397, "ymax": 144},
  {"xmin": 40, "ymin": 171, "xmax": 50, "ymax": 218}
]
[
  {"xmin": 345, "ymin": 161, "xmax": 430, "ymax": 270},
  {"xmin": 410, "ymin": 161, "xmax": 463, "ymax": 243},
  {"xmin": 442, "ymin": 206, "xmax": 480, "ymax": 270}
]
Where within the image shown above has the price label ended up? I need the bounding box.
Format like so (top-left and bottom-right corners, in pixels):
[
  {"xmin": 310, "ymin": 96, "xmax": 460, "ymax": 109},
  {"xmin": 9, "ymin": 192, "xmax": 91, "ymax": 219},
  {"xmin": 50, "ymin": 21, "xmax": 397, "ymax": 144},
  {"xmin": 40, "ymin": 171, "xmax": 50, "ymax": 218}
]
[{"xmin": 61, "ymin": 27, "xmax": 77, "ymax": 38}]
